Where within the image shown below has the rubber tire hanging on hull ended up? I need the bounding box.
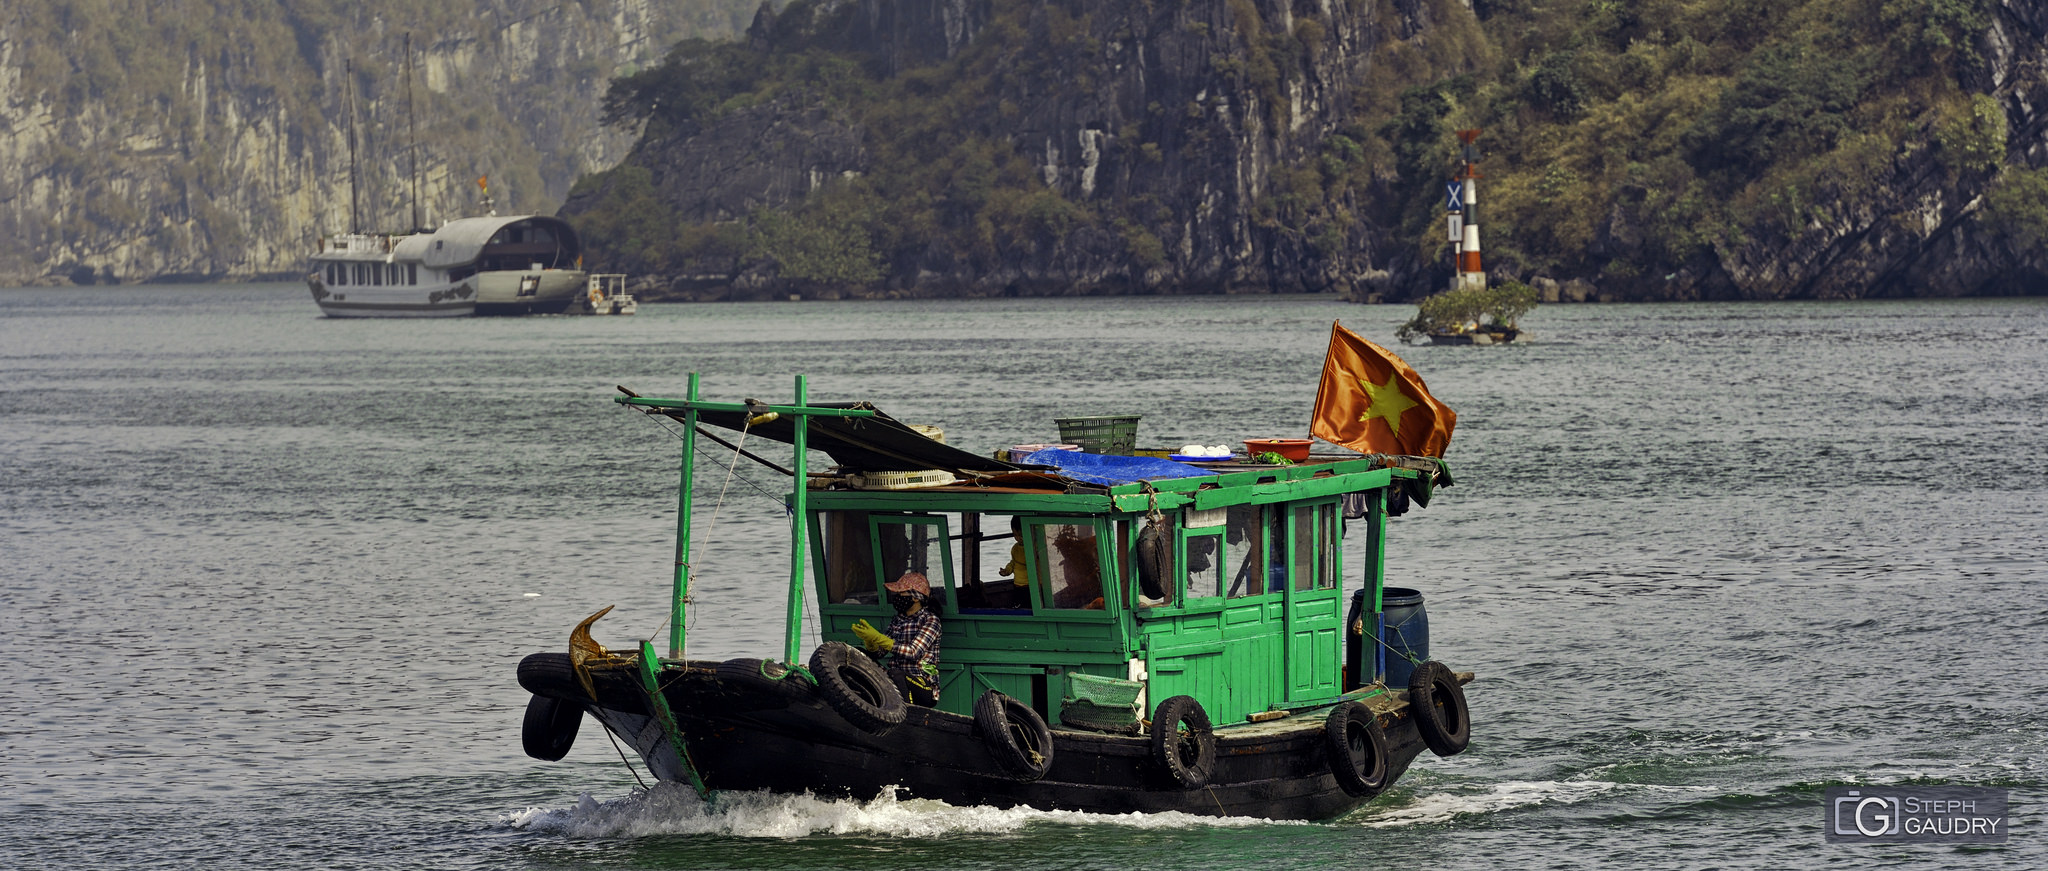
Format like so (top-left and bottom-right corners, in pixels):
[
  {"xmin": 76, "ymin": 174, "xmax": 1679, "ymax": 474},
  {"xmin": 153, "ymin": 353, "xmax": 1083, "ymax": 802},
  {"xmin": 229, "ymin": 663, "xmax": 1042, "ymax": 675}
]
[
  {"xmin": 1407, "ymin": 660, "xmax": 1471, "ymax": 757},
  {"xmin": 716, "ymin": 657, "xmax": 815, "ymax": 704},
  {"xmin": 1149, "ymin": 695, "xmax": 1217, "ymax": 789},
  {"xmin": 973, "ymin": 690, "xmax": 1055, "ymax": 781},
  {"xmin": 517, "ymin": 651, "xmax": 577, "ymax": 696},
  {"xmin": 521, "ymin": 694, "xmax": 582, "ymax": 761},
  {"xmin": 808, "ymin": 641, "xmax": 906, "ymax": 735},
  {"xmin": 1323, "ymin": 701, "xmax": 1391, "ymax": 797}
]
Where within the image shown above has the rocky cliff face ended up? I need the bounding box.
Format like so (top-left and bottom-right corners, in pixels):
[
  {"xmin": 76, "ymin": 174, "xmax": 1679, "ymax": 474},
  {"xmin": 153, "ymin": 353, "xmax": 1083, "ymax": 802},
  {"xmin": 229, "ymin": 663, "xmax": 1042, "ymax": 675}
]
[
  {"xmin": 564, "ymin": 0, "xmax": 1480, "ymax": 300},
  {"xmin": 571, "ymin": 0, "xmax": 2048, "ymax": 301},
  {"xmin": 0, "ymin": 0, "xmax": 754, "ymax": 285},
  {"xmin": 1570, "ymin": 0, "xmax": 2048, "ymax": 300}
]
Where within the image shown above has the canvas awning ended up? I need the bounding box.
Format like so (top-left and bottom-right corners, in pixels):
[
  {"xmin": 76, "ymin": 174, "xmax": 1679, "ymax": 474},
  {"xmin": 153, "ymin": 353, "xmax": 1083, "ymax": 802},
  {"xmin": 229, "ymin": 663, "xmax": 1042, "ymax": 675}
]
[{"xmin": 677, "ymin": 402, "xmax": 1032, "ymax": 476}]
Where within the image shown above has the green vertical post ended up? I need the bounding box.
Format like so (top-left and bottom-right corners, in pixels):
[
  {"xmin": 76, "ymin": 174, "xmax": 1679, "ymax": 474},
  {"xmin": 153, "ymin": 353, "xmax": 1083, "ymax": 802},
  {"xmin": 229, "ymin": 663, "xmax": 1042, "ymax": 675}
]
[
  {"xmin": 784, "ymin": 375, "xmax": 810, "ymax": 665},
  {"xmin": 1366, "ymin": 486, "xmax": 1386, "ymax": 611},
  {"xmin": 670, "ymin": 373, "xmax": 700, "ymax": 660},
  {"xmin": 637, "ymin": 639, "xmax": 711, "ymax": 800},
  {"xmin": 1366, "ymin": 487, "xmax": 1388, "ymax": 683}
]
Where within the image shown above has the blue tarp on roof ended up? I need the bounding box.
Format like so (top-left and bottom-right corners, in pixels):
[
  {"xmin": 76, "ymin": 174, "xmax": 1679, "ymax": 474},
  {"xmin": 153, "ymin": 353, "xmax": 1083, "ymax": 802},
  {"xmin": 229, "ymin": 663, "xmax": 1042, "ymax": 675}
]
[{"xmin": 1018, "ymin": 449, "xmax": 1218, "ymax": 487}]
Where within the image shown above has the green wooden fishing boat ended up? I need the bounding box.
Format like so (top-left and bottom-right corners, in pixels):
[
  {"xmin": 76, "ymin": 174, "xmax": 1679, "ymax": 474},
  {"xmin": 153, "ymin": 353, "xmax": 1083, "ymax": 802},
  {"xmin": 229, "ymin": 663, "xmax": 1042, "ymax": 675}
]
[{"xmin": 516, "ymin": 374, "xmax": 1473, "ymax": 820}]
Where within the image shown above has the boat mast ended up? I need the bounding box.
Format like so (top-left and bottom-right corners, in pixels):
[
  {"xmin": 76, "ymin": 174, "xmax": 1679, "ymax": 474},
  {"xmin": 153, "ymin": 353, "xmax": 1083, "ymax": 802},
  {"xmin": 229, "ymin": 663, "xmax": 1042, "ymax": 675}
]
[
  {"xmin": 784, "ymin": 375, "xmax": 811, "ymax": 665},
  {"xmin": 405, "ymin": 33, "xmax": 421, "ymax": 233},
  {"xmin": 669, "ymin": 374, "xmax": 700, "ymax": 660},
  {"xmin": 344, "ymin": 59, "xmax": 360, "ymax": 234}
]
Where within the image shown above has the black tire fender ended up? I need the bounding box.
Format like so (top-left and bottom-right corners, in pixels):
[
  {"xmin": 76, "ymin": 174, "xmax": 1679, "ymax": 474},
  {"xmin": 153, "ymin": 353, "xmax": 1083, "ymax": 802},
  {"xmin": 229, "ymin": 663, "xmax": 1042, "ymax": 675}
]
[
  {"xmin": 716, "ymin": 657, "xmax": 815, "ymax": 703},
  {"xmin": 973, "ymin": 690, "xmax": 1054, "ymax": 781},
  {"xmin": 1148, "ymin": 695, "xmax": 1216, "ymax": 789},
  {"xmin": 517, "ymin": 651, "xmax": 577, "ymax": 697},
  {"xmin": 1407, "ymin": 660, "xmax": 1471, "ymax": 757},
  {"xmin": 808, "ymin": 641, "xmax": 907, "ymax": 735},
  {"xmin": 1323, "ymin": 700, "xmax": 1391, "ymax": 797},
  {"xmin": 521, "ymin": 694, "xmax": 582, "ymax": 761}
]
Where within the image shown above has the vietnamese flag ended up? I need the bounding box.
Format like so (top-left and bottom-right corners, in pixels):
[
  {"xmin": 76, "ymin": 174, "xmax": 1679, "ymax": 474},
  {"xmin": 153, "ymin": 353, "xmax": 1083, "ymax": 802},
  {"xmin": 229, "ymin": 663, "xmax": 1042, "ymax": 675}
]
[{"xmin": 1311, "ymin": 321, "xmax": 1457, "ymax": 457}]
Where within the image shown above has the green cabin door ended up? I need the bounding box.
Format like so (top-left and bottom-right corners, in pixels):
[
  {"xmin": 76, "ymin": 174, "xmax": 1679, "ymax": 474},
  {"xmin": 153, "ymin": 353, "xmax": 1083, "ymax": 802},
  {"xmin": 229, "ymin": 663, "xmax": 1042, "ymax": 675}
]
[{"xmin": 1282, "ymin": 500, "xmax": 1344, "ymax": 704}]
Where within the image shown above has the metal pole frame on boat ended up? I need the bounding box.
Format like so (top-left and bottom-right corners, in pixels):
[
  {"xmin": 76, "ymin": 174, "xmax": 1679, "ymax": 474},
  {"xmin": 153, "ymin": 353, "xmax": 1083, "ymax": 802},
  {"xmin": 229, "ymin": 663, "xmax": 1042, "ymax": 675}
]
[
  {"xmin": 616, "ymin": 377, "xmax": 876, "ymax": 666},
  {"xmin": 670, "ymin": 373, "xmax": 700, "ymax": 660},
  {"xmin": 785, "ymin": 375, "xmax": 810, "ymax": 665}
]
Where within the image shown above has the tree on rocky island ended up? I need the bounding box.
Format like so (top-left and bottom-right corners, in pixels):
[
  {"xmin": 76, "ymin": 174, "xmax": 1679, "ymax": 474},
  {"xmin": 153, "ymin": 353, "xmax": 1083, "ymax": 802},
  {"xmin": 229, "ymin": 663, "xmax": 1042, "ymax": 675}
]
[{"xmin": 1395, "ymin": 282, "xmax": 1538, "ymax": 343}]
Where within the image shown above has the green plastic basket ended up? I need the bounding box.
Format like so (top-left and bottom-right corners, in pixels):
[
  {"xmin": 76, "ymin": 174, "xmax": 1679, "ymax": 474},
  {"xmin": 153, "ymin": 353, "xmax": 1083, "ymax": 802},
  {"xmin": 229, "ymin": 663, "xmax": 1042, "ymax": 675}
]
[
  {"xmin": 1059, "ymin": 672, "xmax": 1144, "ymax": 732},
  {"xmin": 1055, "ymin": 415, "xmax": 1140, "ymax": 455}
]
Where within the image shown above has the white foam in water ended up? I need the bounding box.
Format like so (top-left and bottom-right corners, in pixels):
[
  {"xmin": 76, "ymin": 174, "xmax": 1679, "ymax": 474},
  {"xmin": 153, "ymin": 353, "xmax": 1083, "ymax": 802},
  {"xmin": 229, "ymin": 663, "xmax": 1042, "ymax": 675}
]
[
  {"xmin": 507, "ymin": 783, "xmax": 1304, "ymax": 839},
  {"xmin": 1355, "ymin": 780, "xmax": 1627, "ymax": 828}
]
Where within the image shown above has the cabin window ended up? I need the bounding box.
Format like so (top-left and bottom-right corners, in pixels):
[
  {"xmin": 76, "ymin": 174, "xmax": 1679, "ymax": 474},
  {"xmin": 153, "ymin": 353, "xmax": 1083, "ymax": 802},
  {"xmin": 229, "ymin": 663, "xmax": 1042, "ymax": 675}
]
[
  {"xmin": 874, "ymin": 518, "xmax": 949, "ymax": 597},
  {"xmin": 407, "ymin": 263, "xmax": 417, "ymax": 285},
  {"xmin": 352, "ymin": 263, "xmax": 364, "ymax": 285},
  {"xmin": 1184, "ymin": 529, "xmax": 1224, "ymax": 599},
  {"xmin": 820, "ymin": 510, "xmax": 878, "ymax": 604},
  {"xmin": 954, "ymin": 513, "xmax": 1030, "ymax": 612},
  {"xmin": 1290, "ymin": 503, "xmax": 1342, "ymax": 591},
  {"xmin": 1225, "ymin": 504, "xmax": 1283, "ymax": 598},
  {"xmin": 1035, "ymin": 522, "xmax": 1104, "ymax": 609}
]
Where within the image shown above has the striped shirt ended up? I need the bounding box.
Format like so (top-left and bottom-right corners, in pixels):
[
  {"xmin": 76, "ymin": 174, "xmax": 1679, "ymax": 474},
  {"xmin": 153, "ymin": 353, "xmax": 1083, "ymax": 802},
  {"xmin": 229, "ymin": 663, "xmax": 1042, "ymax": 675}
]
[{"xmin": 884, "ymin": 609, "xmax": 942, "ymax": 685}]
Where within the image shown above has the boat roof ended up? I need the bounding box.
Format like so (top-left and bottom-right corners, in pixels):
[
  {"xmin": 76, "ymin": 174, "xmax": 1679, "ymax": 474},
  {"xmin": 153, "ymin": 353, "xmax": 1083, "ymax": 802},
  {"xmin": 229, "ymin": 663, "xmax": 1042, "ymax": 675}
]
[
  {"xmin": 672, "ymin": 401, "xmax": 1450, "ymax": 500},
  {"xmin": 683, "ymin": 402, "xmax": 1031, "ymax": 477},
  {"xmin": 413, "ymin": 215, "xmax": 581, "ymax": 269}
]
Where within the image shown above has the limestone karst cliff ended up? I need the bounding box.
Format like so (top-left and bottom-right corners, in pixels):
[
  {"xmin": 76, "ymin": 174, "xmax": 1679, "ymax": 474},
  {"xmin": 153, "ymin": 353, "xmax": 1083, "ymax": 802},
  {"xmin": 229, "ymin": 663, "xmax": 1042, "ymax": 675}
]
[
  {"xmin": 16, "ymin": 0, "xmax": 2048, "ymax": 297},
  {"xmin": 564, "ymin": 0, "xmax": 1486, "ymax": 300},
  {"xmin": 565, "ymin": 0, "xmax": 2048, "ymax": 301},
  {"xmin": 1, "ymin": 0, "xmax": 757, "ymax": 285}
]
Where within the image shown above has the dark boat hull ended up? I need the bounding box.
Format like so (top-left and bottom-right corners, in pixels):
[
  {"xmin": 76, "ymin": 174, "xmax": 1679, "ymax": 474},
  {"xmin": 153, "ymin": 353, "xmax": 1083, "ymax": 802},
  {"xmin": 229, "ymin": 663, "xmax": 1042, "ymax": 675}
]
[{"xmin": 519, "ymin": 652, "xmax": 1437, "ymax": 820}]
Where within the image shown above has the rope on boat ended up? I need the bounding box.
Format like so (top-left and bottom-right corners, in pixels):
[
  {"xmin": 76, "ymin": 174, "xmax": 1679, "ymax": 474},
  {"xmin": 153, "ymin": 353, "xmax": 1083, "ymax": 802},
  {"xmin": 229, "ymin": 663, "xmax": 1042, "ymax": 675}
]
[
  {"xmin": 634, "ymin": 406, "xmax": 789, "ymax": 507},
  {"xmin": 630, "ymin": 405, "xmax": 784, "ymax": 648},
  {"xmin": 1367, "ymin": 622, "xmax": 1428, "ymax": 669},
  {"xmin": 602, "ymin": 723, "xmax": 651, "ymax": 792},
  {"xmin": 624, "ymin": 403, "xmax": 842, "ymax": 670}
]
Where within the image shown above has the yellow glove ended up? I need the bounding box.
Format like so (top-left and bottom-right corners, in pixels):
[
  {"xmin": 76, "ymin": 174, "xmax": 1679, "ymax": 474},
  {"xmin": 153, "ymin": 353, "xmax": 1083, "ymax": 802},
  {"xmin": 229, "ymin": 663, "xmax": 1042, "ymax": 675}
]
[{"xmin": 851, "ymin": 619, "xmax": 894, "ymax": 654}]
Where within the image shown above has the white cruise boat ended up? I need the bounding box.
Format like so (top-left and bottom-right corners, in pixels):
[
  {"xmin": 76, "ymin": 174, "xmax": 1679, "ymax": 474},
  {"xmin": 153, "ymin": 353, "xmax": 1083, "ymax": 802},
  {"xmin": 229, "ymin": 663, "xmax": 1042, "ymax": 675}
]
[{"xmin": 306, "ymin": 215, "xmax": 589, "ymax": 318}]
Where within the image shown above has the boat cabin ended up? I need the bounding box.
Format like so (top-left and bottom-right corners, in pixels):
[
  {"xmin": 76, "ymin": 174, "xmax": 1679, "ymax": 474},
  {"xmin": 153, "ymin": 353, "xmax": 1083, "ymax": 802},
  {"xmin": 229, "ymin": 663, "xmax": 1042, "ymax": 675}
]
[{"xmin": 804, "ymin": 461, "xmax": 1407, "ymax": 728}]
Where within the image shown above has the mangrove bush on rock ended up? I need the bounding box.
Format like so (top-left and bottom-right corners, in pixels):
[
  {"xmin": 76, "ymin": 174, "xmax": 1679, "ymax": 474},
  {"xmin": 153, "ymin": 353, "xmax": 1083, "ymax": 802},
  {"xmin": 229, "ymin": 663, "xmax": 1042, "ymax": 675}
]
[{"xmin": 1395, "ymin": 282, "xmax": 1539, "ymax": 343}]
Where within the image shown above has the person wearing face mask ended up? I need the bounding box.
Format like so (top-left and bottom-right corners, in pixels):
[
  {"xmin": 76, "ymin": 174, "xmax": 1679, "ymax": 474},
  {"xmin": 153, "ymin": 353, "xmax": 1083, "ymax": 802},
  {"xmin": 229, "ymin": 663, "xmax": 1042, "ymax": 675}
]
[{"xmin": 850, "ymin": 571, "xmax": 943, "ymax": 706}]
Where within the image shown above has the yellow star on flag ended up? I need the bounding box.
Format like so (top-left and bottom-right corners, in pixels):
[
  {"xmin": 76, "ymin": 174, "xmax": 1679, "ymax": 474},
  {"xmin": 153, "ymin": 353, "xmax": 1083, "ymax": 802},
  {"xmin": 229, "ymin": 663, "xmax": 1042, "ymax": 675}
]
[{"xmin": 1357, "ymin": 370, "xmax": 1419, "ymax": 435}]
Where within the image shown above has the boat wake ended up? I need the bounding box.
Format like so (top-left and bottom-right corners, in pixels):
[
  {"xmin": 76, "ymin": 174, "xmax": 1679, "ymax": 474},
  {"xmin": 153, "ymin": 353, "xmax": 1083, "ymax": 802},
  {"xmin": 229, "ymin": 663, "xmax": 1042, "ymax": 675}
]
[
  {"xmin": 1352, "ymin": 779, "xmax": 1632, "ymax": 828},
  {"xmin": 506, "ymin": 783, "xmax": 1305, "ymax": 839}
]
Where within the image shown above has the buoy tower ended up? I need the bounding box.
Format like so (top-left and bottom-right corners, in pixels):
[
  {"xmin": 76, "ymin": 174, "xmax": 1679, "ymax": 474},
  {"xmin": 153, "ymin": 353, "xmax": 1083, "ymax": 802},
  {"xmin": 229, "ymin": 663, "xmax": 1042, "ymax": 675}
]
[{"xmin": 1447, "ymin": 129, "xmax": 1485, "ymax": 290}]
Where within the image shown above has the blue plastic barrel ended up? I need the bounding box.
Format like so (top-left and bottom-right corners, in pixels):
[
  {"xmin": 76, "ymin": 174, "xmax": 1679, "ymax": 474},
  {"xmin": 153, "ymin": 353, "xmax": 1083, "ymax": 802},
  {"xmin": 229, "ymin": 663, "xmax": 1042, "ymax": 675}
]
[{"xmin": 1379, "ymin": 587, "xmax": 1429, "ymax": 687}]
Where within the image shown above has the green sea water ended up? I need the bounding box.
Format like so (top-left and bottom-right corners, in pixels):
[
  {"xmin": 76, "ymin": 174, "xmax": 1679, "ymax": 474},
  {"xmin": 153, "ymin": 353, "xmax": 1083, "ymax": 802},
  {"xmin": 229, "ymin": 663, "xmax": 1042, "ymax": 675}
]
[{"xmin": 0, "ymin": 285, "xmax": 2040, "ymax": 869}]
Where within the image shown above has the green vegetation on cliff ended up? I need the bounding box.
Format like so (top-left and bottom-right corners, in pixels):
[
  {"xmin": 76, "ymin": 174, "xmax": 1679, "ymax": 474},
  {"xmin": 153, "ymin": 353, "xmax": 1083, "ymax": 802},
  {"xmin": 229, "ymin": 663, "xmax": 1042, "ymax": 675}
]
[
  {"xmin": 1444, "ymin": 0, "xmax": 2003, "ymax": 287},
  {"xmin": 569, "ymin": 0, "xmax": 2039, "ymax": 296}
]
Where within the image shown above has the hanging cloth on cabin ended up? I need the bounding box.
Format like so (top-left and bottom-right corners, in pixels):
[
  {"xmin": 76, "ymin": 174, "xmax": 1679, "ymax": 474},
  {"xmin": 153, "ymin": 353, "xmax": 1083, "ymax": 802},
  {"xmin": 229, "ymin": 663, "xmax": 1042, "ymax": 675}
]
[{"xmin": 1017, "ymin": 449, "xmax": 1218, "ymax": 487}]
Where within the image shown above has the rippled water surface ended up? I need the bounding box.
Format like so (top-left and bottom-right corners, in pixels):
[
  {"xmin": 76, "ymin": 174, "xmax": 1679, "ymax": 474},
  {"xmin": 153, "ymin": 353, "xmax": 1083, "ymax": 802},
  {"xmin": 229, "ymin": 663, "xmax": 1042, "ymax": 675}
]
[{"xmin": 2, "ymin": 285, "xmax": 2041, "ymax": 868}]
